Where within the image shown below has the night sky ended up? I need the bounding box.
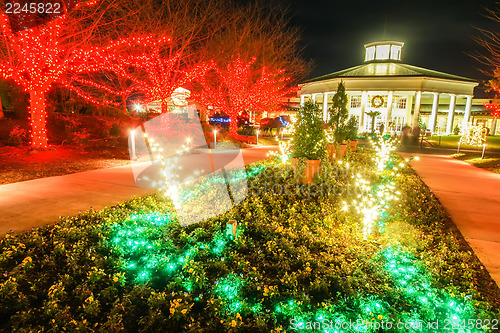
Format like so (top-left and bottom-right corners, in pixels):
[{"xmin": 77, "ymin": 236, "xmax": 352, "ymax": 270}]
[{"xmin": 270, "ymin": 0, "xmax": 499, "ymax": 96}]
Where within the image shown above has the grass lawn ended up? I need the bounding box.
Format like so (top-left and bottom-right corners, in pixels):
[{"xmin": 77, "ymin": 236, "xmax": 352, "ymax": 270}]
[
  {"xmin": 427, "ymin": 135, "xmax": 500, "ymax": 150},
  {"xmin": 451, "ymin": 153, "xmax": 500, "ymax": 174},
  {"xmin": 0, "ymin": 149, "xmax": 498, "ymax": 332}
]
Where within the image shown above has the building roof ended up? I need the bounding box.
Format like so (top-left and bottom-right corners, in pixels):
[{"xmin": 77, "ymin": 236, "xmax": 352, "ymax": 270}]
[{"xmin": 304, "ymin": 62, "xmax": 477, "ymax": 84}]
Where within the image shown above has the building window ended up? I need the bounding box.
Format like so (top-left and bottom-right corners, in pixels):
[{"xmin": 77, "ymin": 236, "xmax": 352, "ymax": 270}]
[
  {"xmin": 390, "ymin": 45, "xmax": 401, "ymax": 61},
  {"xmin": 365, "ymin": 46, "xmax": 376, "ymax": 61},
  {"xmin": 375, "ymin": 45, "xmax": 390, "ymax": 60},
  {"xmin": 390, "ymin": 116, "xmax": 405, "ymax": 132},
  {"xmin": 350, "ymin": 95, "xmax": 362, "ymax": 108},
  {"xmin": 394, "ymin": 97, "xmax": 407, "ymax": 109},
  {"xmin": 350, "ymin": 115, "xmax": 360, "ymax": 126}
]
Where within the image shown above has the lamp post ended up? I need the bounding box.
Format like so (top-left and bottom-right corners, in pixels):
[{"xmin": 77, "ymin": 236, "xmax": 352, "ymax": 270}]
[
  {"xmin": 256, "ymin": 129, "xmax": 260, "ymax": 145},
  {"xmin": 213, "ymin": 130, "xmax": 217, "ymax": 148},
  {"xmin": 130, "ymin": 129, "xmax": 137, "ymax": 160}
]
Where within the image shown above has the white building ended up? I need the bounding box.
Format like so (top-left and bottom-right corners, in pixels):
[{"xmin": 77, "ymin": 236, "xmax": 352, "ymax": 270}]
[{"xmin": 299, "ymin": 41, "xmax": 498, "ymax": 135}]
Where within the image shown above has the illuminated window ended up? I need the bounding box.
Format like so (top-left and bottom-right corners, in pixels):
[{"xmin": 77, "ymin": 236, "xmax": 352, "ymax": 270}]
[
  {"xmin": 390, "ymin": 116, "xmax": 405, "ymax": 132},
  {"xmin": 394, "ymin": 97, "xmax": 407, "ymax": 109},
  {"xmin": 350, "ymin": 95, "xmax": 362, "ymax": 108},
  {"xmin": 375, "ymin": 45, "xmax": 390, "ymax": 60},
  {"xmin": 365, "ymin": 46, "xmax": 375, "ymax": 61},
  {"xmin": 390, "ymin": 45, "xmax": 401, "ymax": 60}
]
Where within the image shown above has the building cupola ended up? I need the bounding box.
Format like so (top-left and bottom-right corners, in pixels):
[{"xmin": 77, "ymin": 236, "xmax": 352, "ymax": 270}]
[{"xmin": 364, "ymin": 41, "xmax": 404, "ymax": 62}]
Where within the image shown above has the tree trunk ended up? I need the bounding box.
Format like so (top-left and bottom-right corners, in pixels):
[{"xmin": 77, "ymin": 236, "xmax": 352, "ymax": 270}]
[
  {"xmin": 161, "ymin": 100, "xmax": 168, "ymax": 113},
  {"xmin": 122, "ymin": 96, "xmax": 128, "ymax": 115},
  {"xmin": 229, "ymin": 117, "xmax": 238, "ymax": 136},
  {"xmin": 29, "ymin": 90, "xmax": 48, "ymax": 149},
  {"xmin": 0, "ymin": 96, "xmax": 4, "ymax": 120}
]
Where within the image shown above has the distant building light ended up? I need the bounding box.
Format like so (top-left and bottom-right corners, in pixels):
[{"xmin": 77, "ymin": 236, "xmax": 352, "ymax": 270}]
[{"xmin": 210, "ymin": 117, "xmax": 231, "ymax": 123}]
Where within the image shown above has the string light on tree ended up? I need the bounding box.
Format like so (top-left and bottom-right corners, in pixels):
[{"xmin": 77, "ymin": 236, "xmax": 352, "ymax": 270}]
[
  {"xmin": 0, "ymin": 5, "xmax": 172, "ymax": 148},
  {"xmin": 193, "ymin": 55, "xmax": 298, "ymax": 136}
]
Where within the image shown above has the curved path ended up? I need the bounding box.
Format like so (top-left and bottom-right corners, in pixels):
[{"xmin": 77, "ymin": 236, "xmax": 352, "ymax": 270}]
[
  {"xmin": 0, "ymin": 146, "xmax": 276, "ymax": 235},
  {"xmin": 405, "ymin": 153, "xmax": 500, "ymax": 288}
]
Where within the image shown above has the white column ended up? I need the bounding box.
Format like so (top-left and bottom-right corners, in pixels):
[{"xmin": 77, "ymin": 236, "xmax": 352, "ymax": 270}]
[
  {"xmin": 492, "ymin": 117, "xmax": 498, "ymax": 136},
  {"xmin": 311, "ymin": 94, "xmax": 316, "ymax": 104},
  {"xmin": 300, "ymin": 94, "xmax": 305, "ymax": 107},
  {"xmin": 446, "ymin": 94, "xmax": 457, "ymax": 135},
  {"xmin": 412, "ymin": 91, "xmax": 422, "ymax": 127},
  {"xmin": 359, "ymin": 91, "xmax": 368, "ymax": 133},
  {"xmin": 428, "ymin": 93, "xmax": 439, "ymax": 133},
  {"xmin": 384, "ymin": 91, "xmax": 394, "ymax": 133},
  {"xmin": 322, "ymin": 93, "xmax": 329, "ymax": 122},
  {"xmin": 463, "ymin": 95, "xmax": 472, "ymax": 124}
]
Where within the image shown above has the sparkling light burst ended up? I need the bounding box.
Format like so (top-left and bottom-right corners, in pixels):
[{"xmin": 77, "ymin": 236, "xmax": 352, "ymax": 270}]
[{"xmin": 459, "ymin": 123, "xmax": 487, "ymax": 147}]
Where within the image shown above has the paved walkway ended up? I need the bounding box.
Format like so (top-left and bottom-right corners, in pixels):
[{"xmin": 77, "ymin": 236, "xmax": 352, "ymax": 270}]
[
  {"xmin": 0, "ymin": 146, "xmax": 276, "ymax": 235},
  {"xmin": 405, "ymin": 153, "xmax": 500, "ymax": 287}
]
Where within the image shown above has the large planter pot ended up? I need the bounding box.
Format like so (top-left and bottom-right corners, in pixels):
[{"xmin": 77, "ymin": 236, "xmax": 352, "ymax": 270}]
[
  {"xmin": 349, "ymin": 140, "xmax": 358, "ymax": 152},
  {"xmin": 339, "ymin": 144, "xmax": 348, "ymax": 157},
  {"xmin": 327, "ymin": 143, "xmax": 336, "ymax": 159},
  {"xmin": 290, "ymin": 157, "xmax": 298, "ymax": 174},
  {"xmin": 300, "ymin": 159, "xmax": 321, "ymax": 184}
]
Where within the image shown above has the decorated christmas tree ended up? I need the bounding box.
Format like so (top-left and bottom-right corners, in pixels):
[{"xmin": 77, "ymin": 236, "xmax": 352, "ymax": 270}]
[{"xmin": 292, "ymin": 101, "xmax": 327, "ymax": 160}]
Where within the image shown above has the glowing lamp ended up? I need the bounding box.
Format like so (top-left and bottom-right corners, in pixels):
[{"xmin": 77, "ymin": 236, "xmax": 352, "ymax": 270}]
[{"xmin": 130, "ymin": 129, "xmax": 137, "ymax": 160}]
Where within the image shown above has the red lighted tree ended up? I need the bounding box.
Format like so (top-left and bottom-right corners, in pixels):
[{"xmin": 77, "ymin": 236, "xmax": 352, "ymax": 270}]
[
  {"xmin": 0, "ymin": 1, "xmax": 165, "ymax": 148},
  {"xmin": 193, "ymin": 56, "xmax": 297, "ymax": 135},
  {"xmin": 100, "ymin": 0, "xmax": 227, "ymax": 113},
  {"xmin": 119, "ymin": 50, "xmax": 212, "ymax": 112}
]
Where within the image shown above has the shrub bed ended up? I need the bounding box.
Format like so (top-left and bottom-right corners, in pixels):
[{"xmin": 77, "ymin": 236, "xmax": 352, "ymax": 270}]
[{"xmin": 0, "ymin": 149, "xmax": 498, "ymax": 332}]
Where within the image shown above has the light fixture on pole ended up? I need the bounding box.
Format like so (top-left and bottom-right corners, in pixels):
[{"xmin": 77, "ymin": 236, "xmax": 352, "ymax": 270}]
[{"xmin": 130, "ymin": 129, "xmax": 137, "ymax": 160}]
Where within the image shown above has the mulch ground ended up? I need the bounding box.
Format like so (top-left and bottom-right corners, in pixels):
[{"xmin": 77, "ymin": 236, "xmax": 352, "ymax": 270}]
[{"xmin": 0, "ymin": 144, "xmax": 130, "ymax": 185}]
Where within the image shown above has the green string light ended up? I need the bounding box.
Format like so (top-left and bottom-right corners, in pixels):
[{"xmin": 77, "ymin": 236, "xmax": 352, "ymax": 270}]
[{"xmin": 104, "ymin": 150, "xmax": 488, "ymax": 332}]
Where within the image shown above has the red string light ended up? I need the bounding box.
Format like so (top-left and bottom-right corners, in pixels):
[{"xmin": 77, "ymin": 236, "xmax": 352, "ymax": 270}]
[
  {"xmin": 484, "ymin": 102, "xmax": 500, "ymax": 118},
  {"xmin": 0, "ymin": 6, "xmax": 171, "ymax": 149},
  {"xmin": 193, "ymin": 55, "xmax": 298, "ymax": 135}
]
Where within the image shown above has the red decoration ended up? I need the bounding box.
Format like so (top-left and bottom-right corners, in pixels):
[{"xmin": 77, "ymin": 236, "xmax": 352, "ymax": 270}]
[
  {"xmin": 484, "ymin": 101, "xmax": 500, "ymax": 118},
  {"xmin": 193, "ymin": 56, "xmax": 298, "ymax": 135},
  {"xmin": 120, "ymin": 50, "xmax": 212, "ymax": 112},
  {"xmin": 0, "ymin": 4, "xmax": 170, "ymax": 149}
]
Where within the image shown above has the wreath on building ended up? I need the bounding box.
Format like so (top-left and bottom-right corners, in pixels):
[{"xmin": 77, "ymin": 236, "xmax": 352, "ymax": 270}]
[{"xmin": 372, "ymin": 95, "xmax": 384, "ymax": 108}]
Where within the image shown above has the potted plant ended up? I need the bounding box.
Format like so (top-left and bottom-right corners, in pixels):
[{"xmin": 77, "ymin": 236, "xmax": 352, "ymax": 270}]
[
  {"xmin": 292, "ymin": 101, "xmax": 327, "ymax": 183},
  {"xmin": 345, "ymin": 117, "xmax": 359, "ymax": 151},
  {"xmin": 327, "ymin": 82, "xmax": 358, "ymax": 156}
]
